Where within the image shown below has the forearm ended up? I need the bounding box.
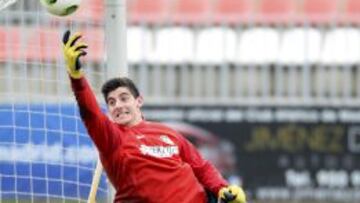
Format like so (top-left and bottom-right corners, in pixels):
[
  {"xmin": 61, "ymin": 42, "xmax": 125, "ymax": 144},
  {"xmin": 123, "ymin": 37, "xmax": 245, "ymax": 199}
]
[
  {"xmin": 70, "ymin": 77, "xmax": 104, "ymax": 120},
  {"xmin": 193, "ymin": 160, "xmax": 228, "ymax": 195},
  {"xmin": 179, "ymin": 135, "xmax": 227, "ymax": 194},
  {"xmin": 70, "ymin": 76, "xmax": 116, "ymax": 154}
]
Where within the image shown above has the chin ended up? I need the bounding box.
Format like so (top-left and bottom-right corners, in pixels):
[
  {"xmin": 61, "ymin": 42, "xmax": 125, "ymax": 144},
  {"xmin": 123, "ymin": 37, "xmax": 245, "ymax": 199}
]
[
  {"xmin": 115, "ymin": 120, "xmax": 127, "ymax": 125},
  {"xmin": 115, "ymin": 118, "xmax": 132, "ymax": 126}
]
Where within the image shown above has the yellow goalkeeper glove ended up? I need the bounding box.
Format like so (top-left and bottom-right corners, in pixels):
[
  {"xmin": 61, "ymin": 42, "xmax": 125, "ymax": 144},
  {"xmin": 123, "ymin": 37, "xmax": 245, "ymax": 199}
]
[
  {"xmin": 218, "ymin": 185, "xmax": 246, "ymax": 203},
  {"xmin": 62, "ymin": 30, "xmax": 88, "ymax": 79}
]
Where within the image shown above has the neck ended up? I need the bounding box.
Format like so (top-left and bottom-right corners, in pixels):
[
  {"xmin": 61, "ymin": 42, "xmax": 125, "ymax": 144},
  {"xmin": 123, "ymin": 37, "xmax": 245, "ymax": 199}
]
[{"xmin": 127, "ymin": 117, "xmax": 143, "ymax": 127}]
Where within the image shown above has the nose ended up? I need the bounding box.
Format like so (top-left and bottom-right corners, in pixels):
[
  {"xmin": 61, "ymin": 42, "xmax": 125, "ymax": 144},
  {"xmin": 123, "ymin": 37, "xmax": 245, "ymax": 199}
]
[{"xmin": 113, "ymin": 99, "xmax": 125, "ymax": 109}]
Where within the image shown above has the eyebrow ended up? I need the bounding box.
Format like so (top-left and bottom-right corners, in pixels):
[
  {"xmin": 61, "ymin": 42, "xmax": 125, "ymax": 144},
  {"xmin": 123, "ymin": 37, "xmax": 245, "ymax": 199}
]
[
  {"xmin": 107, "ymin": 92, "xmax": 130, "ymax": 100},
  {"xmin": 119, "ymin": 92, "xmax": 131, "ymax": 97}
]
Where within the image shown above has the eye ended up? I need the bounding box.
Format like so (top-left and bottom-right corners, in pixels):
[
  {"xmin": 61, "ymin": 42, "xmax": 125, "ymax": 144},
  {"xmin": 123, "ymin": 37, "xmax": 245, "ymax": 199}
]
[
  {"xmin": 120, "ymin": 96, "xmax": 129, "ymax": 102},
  {"xmin": 108, "ymin": 99, "xmax": 115, "ymax": 106}
]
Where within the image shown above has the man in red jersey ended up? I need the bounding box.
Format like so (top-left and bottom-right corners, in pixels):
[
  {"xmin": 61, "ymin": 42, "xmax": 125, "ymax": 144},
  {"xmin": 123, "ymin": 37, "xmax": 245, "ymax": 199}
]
[{"xmin": 62, "ymin": 30, "xmax": 246, "ymax": 203}]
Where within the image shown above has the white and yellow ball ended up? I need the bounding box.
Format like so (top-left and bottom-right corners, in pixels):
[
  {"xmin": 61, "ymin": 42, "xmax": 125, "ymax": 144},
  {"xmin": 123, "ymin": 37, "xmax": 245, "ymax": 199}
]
[{"xmin": 40, "ymin": 0, "xmax": 81, "ymax": 17}]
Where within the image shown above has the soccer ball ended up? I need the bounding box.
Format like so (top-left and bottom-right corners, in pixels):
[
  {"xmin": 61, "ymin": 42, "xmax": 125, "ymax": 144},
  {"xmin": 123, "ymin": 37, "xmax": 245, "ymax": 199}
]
[{"xmin": 40, "ymin": 0, "xmax": 81, "ymax": 17}]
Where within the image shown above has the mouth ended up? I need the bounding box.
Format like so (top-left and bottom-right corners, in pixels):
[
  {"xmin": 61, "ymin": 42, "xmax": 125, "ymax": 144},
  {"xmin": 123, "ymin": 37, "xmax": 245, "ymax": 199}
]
[{"xmin": 115, "ymin": 111, "xmax": 130, "ymax": 119}]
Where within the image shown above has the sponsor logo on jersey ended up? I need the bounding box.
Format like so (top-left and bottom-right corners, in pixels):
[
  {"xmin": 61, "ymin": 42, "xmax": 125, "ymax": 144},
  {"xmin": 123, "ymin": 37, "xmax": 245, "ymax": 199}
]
[{"xmin": 139, "ymin": 144, "xmax": 179, "ymax": 158}]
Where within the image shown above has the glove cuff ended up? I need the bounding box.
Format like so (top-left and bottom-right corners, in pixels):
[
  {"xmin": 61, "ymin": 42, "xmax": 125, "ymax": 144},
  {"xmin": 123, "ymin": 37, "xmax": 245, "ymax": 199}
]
[{"xmin": 67, "ymin": 66, "xmax": 83, "ymax": 79}]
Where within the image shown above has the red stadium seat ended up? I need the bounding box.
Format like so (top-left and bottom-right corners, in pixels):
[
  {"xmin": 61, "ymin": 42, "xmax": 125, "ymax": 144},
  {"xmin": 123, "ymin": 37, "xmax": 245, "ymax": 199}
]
[
  {"xmin": 86, "ymin": 0, "xmax": 104, "ymax": 23},
  {"xmin": 53, "ymin": 0, "xmax": 104, "ymax": 25},
  {"xmin": 0, "ymin": 27, "xmax": 104, "ymax": 62},
  {"xmin": 213, "ymin": 0, "xmax": 254, "ymax": 25},
  {"xmin": 0, "ymin": 28, "xmax": 9, "ymax": 61},
  {"xmin": 26, "ymin": 28, "xmax": 60, "ymax": 61},
  {"xmin": 44, "ymin": 28, "xmax": 103, "ymax": 61},
  {"xmin": 128, "ymin": 0, "xmax": 169, "ymax": 25},
  {"xmin": 300, "ymin": 0, "xmax": 339, "ymax": 25},
  {"xmin": 256, "ymin": 0, "xmax": 297, "ymax": 25},
  {"xmin": 171, "ymin": 0, "xmax": 211, "ymax": 26},
  {"xmin": 83, "ymin": 29, "xmax": 104, "ymax": 62},
  {"xmin": 0, "ymin": 27, "xmax": 21, "ymax": 61},
  {"xmin": 343, "ymin": 0, "xmax": 360, "ymax": 25}
]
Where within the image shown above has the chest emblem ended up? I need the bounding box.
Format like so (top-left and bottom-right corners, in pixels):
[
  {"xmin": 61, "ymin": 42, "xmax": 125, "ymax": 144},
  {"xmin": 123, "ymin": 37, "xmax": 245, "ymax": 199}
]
[
  {"xmin": 160, "ymin": 135, "xmax": 174, "ymax": 145},
  {"xmin": 135, "ymin": 134, "xmax": 145, "ymax": 139}
]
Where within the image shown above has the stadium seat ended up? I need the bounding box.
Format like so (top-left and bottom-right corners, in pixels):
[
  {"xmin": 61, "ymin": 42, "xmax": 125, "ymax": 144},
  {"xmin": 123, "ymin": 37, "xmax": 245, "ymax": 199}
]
[
  {"xmin": 84, "ymin": 29, "xmax": 104, "ymax": 62},
  {"xmin": 127, "ymin": 26, "xmax": 154, "ymax": 64},
  {"xmin": 235, "ymin": 28, "xmax": 280, "ymax": 65},
  {"xmin": 128, "ymin": 0, "xmax": 169, "ymax": 25},
  {"xmin": 194, "ymin": 27, "xmax": 237, "ymax": 98},
  {"xmin": 26, "ymin": 28, "xmax": 60, "ymax": 61},
  {"xmin": 170, "ymin": 0, "xmax": 211, "ymax": 25},
  {"xmin": 0, "ymin": 27, "xmax": 59, "ymax": 61},
  {"xmin": 150, "ymin": 26, "xmax": 195, "ymax": 64},
  {"xmin": 2, "ymin": 27, "xmax": 124, "ymax": 63},
  {"xmin": 256, "ymin": 0, "xmax": 297, "ymax": 25},
  {"xmin": 0, "ymin": 29, "xmax": 5, "ymax": 60},
  {"xmin": 73, "ymin": 0, "xmax": 104, "ymax": 24},
  {"xmin": 343, "ymin": 0, "xmax": 360, "ymax": 25},
  {"xmin": 234, "ymin": 28, "xmax": 280, "ymax": 98},
  {"xmin": 212, "ymin": 0, "xmax": 254, "ymax": 26},
  {"xmin": 0, "ymin": 28, "xmax": 20, "ymax": 61},
  {"xmin": 320, "ymin": 28, "xmax": 360, "ymax": 65},
  {"xmin": 300, "ymin": 0, "xmax": 339, "ymax": 25},
  {"xmin": 194, "ymin": 27, "xmax": 237, "ymax": 64},
  {"xmin": 279, "ymin": 27, "xmax": 322, "ymax": 65}
]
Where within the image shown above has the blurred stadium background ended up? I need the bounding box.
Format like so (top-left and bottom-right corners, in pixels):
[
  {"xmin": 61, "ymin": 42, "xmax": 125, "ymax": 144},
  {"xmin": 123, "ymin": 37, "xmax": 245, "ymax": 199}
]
[{"xmin": 1, "ymin": 0, "xmax": 360, "ymax": 202}]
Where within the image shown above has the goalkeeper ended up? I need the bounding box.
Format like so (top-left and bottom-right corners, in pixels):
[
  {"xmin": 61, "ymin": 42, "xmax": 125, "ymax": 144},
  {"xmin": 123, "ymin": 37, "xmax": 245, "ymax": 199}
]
[{"xmin": 62, "ymin": 30, "xmax": 246, "ymax": 203}]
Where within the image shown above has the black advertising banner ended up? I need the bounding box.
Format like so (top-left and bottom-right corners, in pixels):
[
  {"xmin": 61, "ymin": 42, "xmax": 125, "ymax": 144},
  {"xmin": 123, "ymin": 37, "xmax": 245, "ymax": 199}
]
[{"xmin": 142, "ymin": 106, "xmax": 360, "ymax": 201}]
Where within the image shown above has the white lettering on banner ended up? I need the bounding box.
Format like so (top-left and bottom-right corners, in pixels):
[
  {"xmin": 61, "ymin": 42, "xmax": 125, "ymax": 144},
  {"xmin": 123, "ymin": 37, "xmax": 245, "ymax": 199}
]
[
  {"xmin": 316, "ymin": 170, "xmax": 349, "ymax": 188},
  {"xmin": 285, "ymin": 169, "xmax": 312, "ymax": 187},
  {"xmin": 0, "ymin": 144, "xmax": 97, "ymax": 163},
  {"xmin": 256, "ymin": 187, "xmax": 360, "ymax": 201},
  {"xmin": 139, "ymin": 144, "xmax": 179, "ymax": 158},
  {"xmin": 143, "ymin": 107, "xmax": 360, "ymax": 123},
  {"xmin": 339, "ymin": 110, "xmax": 360, "ymax": 122},
  {"xmin": 275, "ymin": 109, "xmax": 319, "ymax": 122},
  {"xmin": 351, "ymin": 170, "xmax": 360, "ymax": 187}
]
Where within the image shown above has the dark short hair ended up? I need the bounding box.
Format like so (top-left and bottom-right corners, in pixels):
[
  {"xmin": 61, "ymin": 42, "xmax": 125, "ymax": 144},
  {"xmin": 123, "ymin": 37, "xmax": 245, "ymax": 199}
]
[{"xmin": 101, "ymin": 77, "xmax": 140, "ymax": 103}]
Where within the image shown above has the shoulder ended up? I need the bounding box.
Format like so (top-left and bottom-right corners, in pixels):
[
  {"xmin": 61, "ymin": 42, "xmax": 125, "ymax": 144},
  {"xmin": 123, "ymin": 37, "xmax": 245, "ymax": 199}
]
[
  {"xmin": 146, "ymin": 121, "xmax": 176, "ymax": 131},
  {"xmin": 145, "ymin": 121, "xmax": 182, "ymax": 137}
]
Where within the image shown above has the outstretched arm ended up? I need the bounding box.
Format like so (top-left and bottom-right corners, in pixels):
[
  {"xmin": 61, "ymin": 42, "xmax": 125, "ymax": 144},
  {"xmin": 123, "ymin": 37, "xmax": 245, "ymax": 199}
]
[
  {"xmin": 177, "ymin": 134, "xmax": 227, "ymax": 194},
  {"xmin": 178, "ymin": 135, "xmax": 246, "ymax": 203},
  {"xmin": 62, "ymin": 30, "xmax": 120, "ymax": 155}
]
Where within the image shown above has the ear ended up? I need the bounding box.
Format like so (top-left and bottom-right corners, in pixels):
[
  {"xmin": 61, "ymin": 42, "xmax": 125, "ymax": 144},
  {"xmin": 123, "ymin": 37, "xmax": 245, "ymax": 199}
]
[{"xmin": 136, "ymin": 95, "xmax": 144, "ymax": 108}]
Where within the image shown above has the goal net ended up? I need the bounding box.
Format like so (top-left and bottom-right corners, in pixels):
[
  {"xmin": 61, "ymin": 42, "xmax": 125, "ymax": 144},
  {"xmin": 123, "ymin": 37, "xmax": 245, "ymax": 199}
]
[{"xmin": 0, "ymin": 0, "xmax": 111, "ymax": 202}]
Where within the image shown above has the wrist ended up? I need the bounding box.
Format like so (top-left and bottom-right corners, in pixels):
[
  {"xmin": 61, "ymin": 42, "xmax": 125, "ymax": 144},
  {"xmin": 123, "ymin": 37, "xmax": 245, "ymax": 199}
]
[{"xmin": 67, "ymin": 67, "xmax": 83, "ymax": 79}]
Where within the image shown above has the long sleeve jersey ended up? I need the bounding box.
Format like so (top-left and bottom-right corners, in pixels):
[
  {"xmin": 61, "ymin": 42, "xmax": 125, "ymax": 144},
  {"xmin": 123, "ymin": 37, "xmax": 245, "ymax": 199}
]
[{"xmin": 71, "ymin": 77, "xmax": 227, "ymax": 203}]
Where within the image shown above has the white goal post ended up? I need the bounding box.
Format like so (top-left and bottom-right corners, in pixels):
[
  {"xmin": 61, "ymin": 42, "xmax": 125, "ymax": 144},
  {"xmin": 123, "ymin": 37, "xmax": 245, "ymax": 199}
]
[
  {"xmin": 87, "ymin": 0, "xmax": 128, "ymax": 202},
  {"xmin": 0, "ymin": 0, "xmax": 17, "ymax": 11}
]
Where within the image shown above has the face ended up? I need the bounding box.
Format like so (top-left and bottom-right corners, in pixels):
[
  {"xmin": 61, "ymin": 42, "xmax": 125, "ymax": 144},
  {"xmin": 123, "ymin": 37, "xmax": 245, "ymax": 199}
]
[{"xmin": 106, "ymin": 87, "xmax": 143, "ymax": 126}]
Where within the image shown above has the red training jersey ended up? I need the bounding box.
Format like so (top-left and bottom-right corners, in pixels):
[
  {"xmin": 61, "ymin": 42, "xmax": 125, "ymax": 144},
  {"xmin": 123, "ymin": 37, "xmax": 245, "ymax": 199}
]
[{"xmin": 71, "ymin": 77, "xmax": 227, "ymax": 203}]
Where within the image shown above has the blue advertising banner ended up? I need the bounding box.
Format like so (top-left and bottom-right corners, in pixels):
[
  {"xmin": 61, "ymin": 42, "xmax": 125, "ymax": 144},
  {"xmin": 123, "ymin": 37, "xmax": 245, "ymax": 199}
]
[{"xmin": 0, "ymin": 104, "xmax": 107, "ymax": 200}]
